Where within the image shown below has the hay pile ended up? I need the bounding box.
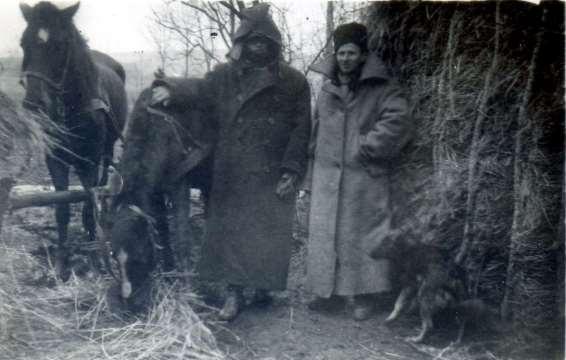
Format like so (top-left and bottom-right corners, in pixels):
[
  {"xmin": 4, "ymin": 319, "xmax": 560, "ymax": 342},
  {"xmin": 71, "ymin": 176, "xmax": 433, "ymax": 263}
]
[
  {"xmin": 0, "ymin": 217, "xmax": 224, "ymax": 360},
  {"xmin": 0, "ymin": 90, "xmax": 61, "ymax": 179},
  {"xmin": 364, "ymin": 0, "xmax": 563, "ymax": 354}
]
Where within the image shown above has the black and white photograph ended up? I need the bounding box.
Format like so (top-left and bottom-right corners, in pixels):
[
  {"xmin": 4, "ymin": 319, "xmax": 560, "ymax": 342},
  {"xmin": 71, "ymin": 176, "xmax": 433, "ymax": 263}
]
[{"xmin": 0, "ymin": 0, "xmax": 563, "ymax": 359}]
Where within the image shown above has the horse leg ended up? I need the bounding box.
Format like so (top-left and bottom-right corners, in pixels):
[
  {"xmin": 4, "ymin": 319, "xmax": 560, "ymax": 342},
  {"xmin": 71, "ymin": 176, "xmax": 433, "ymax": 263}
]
[
  {"xmin": 100, "ymin": 132, "xmax": 117, "ymax": 186},
  {"xmin": 171, "ymin": 178, "xmax": 193, "ymax": 278},
  {"xmin": 46, "ymin": 156, "xmax": 71, "ymax": 281},
  {"xmin": 152, "ymin": 192, "xmax": 175, "ymax": 273},
  {"xmin": 76, "ymin": 165, "xmax": 103, "ymax": 273}
]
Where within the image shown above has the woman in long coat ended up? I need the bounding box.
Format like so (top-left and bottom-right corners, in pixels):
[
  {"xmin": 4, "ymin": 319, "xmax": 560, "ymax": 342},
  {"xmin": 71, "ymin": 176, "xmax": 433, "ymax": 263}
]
[{"xmin": 305, "ymin": 23, "xmax": 412, "ymax": 320}]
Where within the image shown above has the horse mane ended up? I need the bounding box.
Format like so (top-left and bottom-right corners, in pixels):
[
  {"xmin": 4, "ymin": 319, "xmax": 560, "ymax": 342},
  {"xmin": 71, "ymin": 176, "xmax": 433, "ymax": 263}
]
[{"xmin": 66, "ymin": 25, "xmax": 98, "ymax": 105}]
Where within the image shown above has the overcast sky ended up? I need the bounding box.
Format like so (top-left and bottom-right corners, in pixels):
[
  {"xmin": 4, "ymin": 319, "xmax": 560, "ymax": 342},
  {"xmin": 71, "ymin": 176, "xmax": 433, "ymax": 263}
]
[{"xmin": 0, "ymin": 0, "xmax": 326, "ymax": 56}]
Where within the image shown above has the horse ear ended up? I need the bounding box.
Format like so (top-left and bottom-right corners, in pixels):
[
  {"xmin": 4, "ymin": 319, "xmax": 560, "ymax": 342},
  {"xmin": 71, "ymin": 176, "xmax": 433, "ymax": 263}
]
[
  {"xmin": 20, "ymin": 3, "xmax": 33, "ymax": 22},
  {"xmin": 61, "ymin": 2, "xmax": 80, "ymax": 20}
]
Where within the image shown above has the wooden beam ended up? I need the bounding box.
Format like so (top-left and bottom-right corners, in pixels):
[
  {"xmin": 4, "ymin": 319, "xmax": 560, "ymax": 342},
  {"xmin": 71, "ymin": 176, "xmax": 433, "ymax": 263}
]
[{"xmin": 9, "ymin": 189, "xmax": 90, "ymax": 210}]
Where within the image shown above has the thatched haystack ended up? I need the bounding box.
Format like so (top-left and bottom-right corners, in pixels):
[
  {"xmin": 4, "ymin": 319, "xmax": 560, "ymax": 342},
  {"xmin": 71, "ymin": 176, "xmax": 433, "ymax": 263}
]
[
  {"xmin": 0, "ymin": 89, "xmax": 61, "ymax": 179},
  {"xmin": 364, "ymin": 0, "xmax": 563, "ymax": 354}
]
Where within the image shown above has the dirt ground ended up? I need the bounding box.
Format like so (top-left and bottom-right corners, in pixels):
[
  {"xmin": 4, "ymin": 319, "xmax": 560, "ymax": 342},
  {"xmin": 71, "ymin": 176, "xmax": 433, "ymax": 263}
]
[
  {"xmin": 0, "ymin": 210, "xmax": 486, "ymax": 360},
  {"xmin": 1, "ymin": 173, "xmax": 560, "ymax": 360}
]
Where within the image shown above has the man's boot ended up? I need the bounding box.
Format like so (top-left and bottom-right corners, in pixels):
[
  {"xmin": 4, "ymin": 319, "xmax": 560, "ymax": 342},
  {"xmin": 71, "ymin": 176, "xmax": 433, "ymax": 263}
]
[
  {"xmin": 352, "ymin": 294, "xmax": 375, "ymax": 321},
  {"xmin": 253, "ymin": 288, "xmax": 273, "ymax": 307},
  {"xmin": 218, "ymin": 284, "xmax": 244, "ymax": 321}
]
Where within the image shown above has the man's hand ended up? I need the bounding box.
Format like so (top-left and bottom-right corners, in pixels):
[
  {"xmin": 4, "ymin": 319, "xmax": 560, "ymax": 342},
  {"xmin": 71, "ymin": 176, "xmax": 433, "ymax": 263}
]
[
  {"xmin": 298, "ymin": 189, "xmax": 310, "ymax": 199},
  {"xmin": 276, "ymin": 172, "xmax": 298, "ymax": 200},
  {"xmin": 151, "ymin": 86, "xmax": 171, "ymax": 106}
]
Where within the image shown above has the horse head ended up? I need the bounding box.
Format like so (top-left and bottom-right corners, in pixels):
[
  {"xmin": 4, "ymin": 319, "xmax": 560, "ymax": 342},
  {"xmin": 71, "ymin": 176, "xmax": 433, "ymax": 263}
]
[
  {"xmin": 19, "ymin": 2, "xmax": 94, "ymax": 118},
  {"xmin": 109, "ymin": 204, "xmax": 158, "ymax": 311}
]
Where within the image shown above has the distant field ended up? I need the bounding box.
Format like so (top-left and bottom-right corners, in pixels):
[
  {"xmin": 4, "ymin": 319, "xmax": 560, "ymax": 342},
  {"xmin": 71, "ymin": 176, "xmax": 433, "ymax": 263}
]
[
  {"xmin": 0, "ymin": 56, "xmax": 25, "ymax": 102},
  {"xmin": 0, "ymin": 53, "xmax": 164, "ymax": 108}
]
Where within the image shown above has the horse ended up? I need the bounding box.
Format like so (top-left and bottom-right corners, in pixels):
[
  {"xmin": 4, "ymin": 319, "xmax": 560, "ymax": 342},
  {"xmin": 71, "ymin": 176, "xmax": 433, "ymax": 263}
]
[
  {"xmin": 108, "ymin": 85, "xmax": 215, "ymax": 311},
  {"xmin": 19, "ymin": 1, "xmax": 128, "ymax": 280}
]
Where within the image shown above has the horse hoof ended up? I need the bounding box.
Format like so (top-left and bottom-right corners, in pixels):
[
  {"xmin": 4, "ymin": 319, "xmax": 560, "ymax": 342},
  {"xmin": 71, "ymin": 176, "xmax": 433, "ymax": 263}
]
[{"xmin": 55, "ymin": 265, "xmax": 71, "ymax": 282}]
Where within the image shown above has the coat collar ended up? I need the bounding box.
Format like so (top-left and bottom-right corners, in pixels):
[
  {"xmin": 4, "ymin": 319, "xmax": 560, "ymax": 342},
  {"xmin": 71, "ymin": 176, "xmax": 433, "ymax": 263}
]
[
  {"xmin": 235, "ymin": 61, "xmax": 281, "ymax": 103},
  {"xmin": 228, "ymin": 61, "xmax": 281, "ymax": 126},
  {"xmin": 311, "ymin": 54, "xmax": 390, "ymax": 101},
  {"xmin": 310, "ymin": 53, "xmax": 390, "ymax": 83}
]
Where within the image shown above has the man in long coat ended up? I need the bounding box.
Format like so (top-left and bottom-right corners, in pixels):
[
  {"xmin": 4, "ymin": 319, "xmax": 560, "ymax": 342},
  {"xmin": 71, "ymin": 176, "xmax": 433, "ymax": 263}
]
[
  {"xmin": 305, "ymin": 23, "xmax": 412, "ymax": 320},
  {"xmin": 151, "ymin": 4, "xmax": 311, "ymax": 321}
]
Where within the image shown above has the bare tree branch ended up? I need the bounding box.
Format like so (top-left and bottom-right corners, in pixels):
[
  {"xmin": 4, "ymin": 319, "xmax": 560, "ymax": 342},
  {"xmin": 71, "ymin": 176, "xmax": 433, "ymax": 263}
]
[
  {"xmin": 219, "ymin": 1, "xmax": 244, "ymax": 19},
  {"xmin": 180, "ymin": 1, "xmax": 233, "ymax": 49},
  {"xmin": 205, "ymin": 2, "xmax": 233, "ymax": 48}
]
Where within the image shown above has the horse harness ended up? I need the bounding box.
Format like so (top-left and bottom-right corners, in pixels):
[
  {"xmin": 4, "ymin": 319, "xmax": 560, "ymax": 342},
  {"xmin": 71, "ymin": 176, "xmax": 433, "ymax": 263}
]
[{"xmin": 21, "ymin": 46, "xmax": 123, "ymax": 142}]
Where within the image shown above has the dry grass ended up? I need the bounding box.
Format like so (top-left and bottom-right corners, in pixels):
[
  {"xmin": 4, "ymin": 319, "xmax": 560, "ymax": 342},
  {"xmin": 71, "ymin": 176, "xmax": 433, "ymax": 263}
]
[
  {"xmin": 0, "ymin": 218, "xmax": 225, "ymax": 360},
  {"xmin": 0, "ymin": 90, "xmax": 62, "ymax": 156},
  {"xmin": 0, "ymin": 90, "xmax": 64, "ymax": 180}
]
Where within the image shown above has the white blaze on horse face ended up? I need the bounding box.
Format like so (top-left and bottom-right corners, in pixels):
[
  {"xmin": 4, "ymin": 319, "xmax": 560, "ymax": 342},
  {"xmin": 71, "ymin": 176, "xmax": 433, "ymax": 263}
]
[
  {"xmin": 37, "ymin": 28, "xmax": 50, "ymax": 43},
  {"xmin": 117, "ymin": 248, "xmax": 132, "ymax": 299}
]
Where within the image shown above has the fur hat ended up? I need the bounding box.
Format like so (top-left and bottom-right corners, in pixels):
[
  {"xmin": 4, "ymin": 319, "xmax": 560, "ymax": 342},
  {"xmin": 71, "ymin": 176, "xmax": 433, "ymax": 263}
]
[{"xmin": 333, "ymin": 22, "xmax": 368, "ymax": 53}]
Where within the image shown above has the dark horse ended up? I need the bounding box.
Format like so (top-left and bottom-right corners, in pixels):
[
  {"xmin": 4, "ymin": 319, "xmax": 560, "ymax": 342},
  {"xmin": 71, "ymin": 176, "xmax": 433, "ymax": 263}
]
[
  {"xmin": 109, "ymin": 85, "xmax": 214, "ymax": 311},
  {"xmin": 19, "ymin": 2, "xmax": 127, "ymax": 280}
]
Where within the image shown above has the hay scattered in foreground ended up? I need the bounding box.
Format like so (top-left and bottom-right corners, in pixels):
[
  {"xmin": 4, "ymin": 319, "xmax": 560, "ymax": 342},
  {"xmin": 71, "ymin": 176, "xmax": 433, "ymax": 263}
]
[{"xmin": 0, "ymin": 223, "xmax": 225, "ymax": 360}]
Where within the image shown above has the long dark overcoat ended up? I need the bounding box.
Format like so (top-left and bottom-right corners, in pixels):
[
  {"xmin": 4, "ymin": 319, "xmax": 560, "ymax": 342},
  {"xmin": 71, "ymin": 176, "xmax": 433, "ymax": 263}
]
[
  {"xmin": 159, "ymin": 62, "xmax": 311, "ymax": 290},
  {"xmin": 305, "ymin": 55, "xmax": 412, "ymax": 298}
]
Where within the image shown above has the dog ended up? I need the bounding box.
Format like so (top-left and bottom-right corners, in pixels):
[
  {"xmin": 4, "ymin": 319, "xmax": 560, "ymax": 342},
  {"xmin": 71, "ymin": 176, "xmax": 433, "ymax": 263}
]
[{"xmin": 370, "ymin": 227, "xmax": 489, "ymax": 343}]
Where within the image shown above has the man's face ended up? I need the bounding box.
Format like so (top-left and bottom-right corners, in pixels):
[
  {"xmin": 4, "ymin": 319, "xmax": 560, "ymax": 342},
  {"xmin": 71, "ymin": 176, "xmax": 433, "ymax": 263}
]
[
  {"xmin": 244, "ymin": 36, "xmax": 271, "ymax": 61},
  {"xmin": 336, "ymin": 43, "xmax": 366, "ymax": 75}
]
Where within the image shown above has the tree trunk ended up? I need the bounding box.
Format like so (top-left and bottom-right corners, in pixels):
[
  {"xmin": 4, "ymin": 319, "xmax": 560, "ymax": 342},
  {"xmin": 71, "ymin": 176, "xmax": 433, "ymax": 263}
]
[
  {"xmin": 184, "ymin": 29, "xmax": 190, "ymax": 77},
  {"xmin": 432, "ymin": 10, "xmax": 460, "ymax": 184},
  {"xmin": 325, "ymin": 1, "xmax": 335, "ymax": 57}
]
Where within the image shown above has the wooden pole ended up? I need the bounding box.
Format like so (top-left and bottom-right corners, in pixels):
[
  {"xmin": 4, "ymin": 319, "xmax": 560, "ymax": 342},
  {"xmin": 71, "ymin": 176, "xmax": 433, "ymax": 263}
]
[
  {"xmin": 456, "ymin": 2, "xmax": 500, "ymax": 266},
  {"xmin": 9, "ymin": 190, "xmax": 90, "ymax": 210},
  {"xmin": 325, "ymin": 1, "xmax": 335, "ymax": 57},
  {"xmin": 501, "ymin": 7, "xmax": 546, "ymax": 322}
]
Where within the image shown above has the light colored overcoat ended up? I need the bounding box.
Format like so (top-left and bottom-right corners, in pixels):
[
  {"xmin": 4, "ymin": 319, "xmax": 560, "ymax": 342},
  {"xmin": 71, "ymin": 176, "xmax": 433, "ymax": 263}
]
[{"xmin": 306, "ymin": 55, "xmax": 412, "ymax": 298}]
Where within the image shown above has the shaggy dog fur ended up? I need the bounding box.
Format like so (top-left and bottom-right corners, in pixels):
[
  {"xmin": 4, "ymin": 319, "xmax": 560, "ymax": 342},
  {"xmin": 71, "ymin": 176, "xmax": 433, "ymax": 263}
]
[{"xmin": 370, "ymin": 227, "xmax": 491, "ymax": 343}]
